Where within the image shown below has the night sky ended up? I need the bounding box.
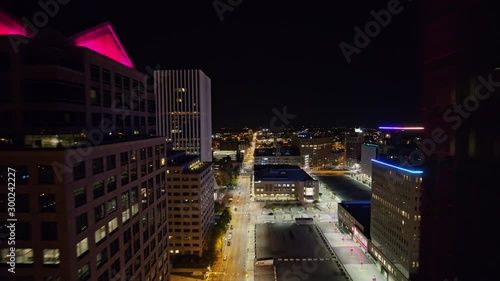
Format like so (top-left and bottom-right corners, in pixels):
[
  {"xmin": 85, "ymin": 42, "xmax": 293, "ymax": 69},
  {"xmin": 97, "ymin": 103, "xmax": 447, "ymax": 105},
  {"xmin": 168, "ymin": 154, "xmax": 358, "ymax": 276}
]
[{"xmin": 2, "ymin": 0, "xmax": 421, "ymax": 129}]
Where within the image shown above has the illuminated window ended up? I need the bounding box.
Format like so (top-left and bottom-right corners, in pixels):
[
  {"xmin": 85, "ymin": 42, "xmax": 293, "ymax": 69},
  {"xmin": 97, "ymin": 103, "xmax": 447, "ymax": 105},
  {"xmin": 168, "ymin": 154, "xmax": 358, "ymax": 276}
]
[
  {"xmin": 95, "ymin": 225, "xmax": 106, "ymax": 244},
  {"xmin": 76, "ymin": 238, "xmax": 89, "ymax": 257},
  {"xmin": 108, "ymin": 218, "xmax": 118, "ymax": 233},
  {"xmin": 0, "ymin": 248, "xmax": 34, "ymax": 264},
  {"xmin": 43, "ymin": 249, "xmax": 60, "ymax": 264}
]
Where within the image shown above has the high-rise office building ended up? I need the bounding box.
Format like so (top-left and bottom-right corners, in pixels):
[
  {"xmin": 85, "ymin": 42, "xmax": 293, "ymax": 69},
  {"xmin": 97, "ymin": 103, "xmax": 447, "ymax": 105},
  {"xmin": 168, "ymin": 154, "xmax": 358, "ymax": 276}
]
[
  {"xmin": 165, "ymin": 150, "xmax": 215, "ymax": 256},
  {"xmin": 345, "ymin": 133, "xmax": 364, "ymax": 169},
  {"xmin": 369, "ymin": 159, "xmax": 423, "ymax": 281},
  {"xmin": 291, "ymin": 134, "xmax": 334, "ymax": 168},
  {"xmin": 418, "ymin": 1, "xmax": 499, "ymax": 280},
  {"xmin": 0, "ymin": 12, "xmax": 170, "ymax": 281},
  {"xmin": 154, "ymin": 70, "xmax": 212, "ymax": 162}
]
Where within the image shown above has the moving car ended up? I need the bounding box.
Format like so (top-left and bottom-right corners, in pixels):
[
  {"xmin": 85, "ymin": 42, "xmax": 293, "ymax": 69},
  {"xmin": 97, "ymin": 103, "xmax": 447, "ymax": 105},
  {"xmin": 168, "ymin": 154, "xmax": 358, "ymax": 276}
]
[
  {"xmin": 230, "ymin": 224, "xmax": 234, "ymax": 229},
  {"xmin": 223, "ymin": 255, "xmax": 228, "ymax": 261},
  {"xmin": 227, "ymin": 241, "xmax": 231, "ymax": 246}
]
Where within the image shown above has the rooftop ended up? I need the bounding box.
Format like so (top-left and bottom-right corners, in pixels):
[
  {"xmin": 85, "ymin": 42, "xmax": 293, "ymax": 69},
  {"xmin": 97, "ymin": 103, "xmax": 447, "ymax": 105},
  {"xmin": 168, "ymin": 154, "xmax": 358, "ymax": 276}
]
[
  {"xmin": 254, "ymin": 165, "xmax": 315, "ymax": 181},
  {"xmin": 339, "ymin": 200, "xmax": 371, "ymax": 237},
  {"xmin": 254, "ymin": 147, "xmax": 300, "ymax": 157}
]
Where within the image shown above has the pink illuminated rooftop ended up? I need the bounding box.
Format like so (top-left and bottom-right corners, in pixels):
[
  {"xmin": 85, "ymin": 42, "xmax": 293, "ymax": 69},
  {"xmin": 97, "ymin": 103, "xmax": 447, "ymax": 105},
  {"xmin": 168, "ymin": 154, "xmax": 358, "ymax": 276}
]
[
  {"xmin": 70, "ymin": 22, "xmax": 135, "ymax": 68},
  {"xmin": 0, "ymin": 10, "xmax": 27, "ymax": 37}
]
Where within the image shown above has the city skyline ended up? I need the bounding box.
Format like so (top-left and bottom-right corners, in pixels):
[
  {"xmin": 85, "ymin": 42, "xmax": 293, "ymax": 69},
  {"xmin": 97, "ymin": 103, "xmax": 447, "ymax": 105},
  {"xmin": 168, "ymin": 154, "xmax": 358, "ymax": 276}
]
[
  {"xmin": 0, "ymin": 1, "xmax": 497, "ymax": 281},
  {"xmin": 1, "ymin": 0, "xmax": 420, "ymax": 128}
]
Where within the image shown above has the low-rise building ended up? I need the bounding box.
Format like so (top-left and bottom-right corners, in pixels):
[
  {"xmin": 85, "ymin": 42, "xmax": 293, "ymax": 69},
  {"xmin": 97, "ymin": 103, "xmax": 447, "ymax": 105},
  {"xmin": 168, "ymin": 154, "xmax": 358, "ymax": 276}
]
[
  {"xmin": 338, "ymin": 200, "xmax": 371, "ymax": 253},
  {"xmin": 253, "ymin": 165, "xmax": 319, "ymax": 202},
  {"xmin": 253, "ymin": 147, "xmax": 301, "ymax": 166}
]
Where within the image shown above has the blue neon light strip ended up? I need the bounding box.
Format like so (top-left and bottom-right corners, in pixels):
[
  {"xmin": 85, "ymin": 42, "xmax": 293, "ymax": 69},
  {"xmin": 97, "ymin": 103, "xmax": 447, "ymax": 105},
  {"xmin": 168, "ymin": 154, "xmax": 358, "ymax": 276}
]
[
  {"xmin": 371, "ymin": 159, "xmax": 423, "ymax": 174},
  {"xmin": 363, "ymin": 143, "xmax": 378, "ymax": 147}
]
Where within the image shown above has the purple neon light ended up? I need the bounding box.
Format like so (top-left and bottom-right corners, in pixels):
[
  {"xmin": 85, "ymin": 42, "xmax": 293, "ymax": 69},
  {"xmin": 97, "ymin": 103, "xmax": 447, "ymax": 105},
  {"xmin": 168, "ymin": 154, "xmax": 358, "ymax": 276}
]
[
  {"xmin": 379, "ymin": 126, "xmax": 424, "ymax": 130},
  {"xmin": 71, "ymin": 23, "xmax": 135, "ymax": 68}
]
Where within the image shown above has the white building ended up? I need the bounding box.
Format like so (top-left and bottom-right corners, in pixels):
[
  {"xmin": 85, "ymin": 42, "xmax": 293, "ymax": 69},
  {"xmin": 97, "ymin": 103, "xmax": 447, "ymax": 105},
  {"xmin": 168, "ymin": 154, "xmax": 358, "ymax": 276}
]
[
  {"xmin": 360, "ymin": 143, "xmax": 378, "ymax": 185},
  {"xmin": 155, "ymin": 69, "xmax": 212, "ymax": 162}
]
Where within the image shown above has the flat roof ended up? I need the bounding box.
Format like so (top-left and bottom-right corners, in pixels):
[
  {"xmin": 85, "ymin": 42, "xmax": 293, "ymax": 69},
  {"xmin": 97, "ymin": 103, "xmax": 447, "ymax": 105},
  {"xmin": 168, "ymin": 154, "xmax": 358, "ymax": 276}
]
[
  {"xmin": 254, "ymin": 147, "xmax": 300, "ymax": 157},
  {"xmin": 339, "ymin": 200, "xmax": 371, "ymax": 236},
  {"xmin": 254, "ymin": 165, "xmax": 315, "ymax": 181}
]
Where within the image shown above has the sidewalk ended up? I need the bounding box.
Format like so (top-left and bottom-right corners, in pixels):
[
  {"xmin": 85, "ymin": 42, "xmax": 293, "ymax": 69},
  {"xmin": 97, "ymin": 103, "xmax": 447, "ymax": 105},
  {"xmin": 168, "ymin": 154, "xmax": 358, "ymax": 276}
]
[{"xmin": 315, "ymin": 218, "xmax": 384, "ymax": 281}]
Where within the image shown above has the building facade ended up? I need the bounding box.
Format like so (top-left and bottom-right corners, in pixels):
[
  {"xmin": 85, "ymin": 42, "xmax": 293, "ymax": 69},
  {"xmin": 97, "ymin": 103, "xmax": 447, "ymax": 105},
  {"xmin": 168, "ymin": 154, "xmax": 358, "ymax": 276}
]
[
  {"xmin": 370, "ymin": 159, "xmax": 423, "ymax": 281},
  {"xmin": 0, "ymin": 14, "xmax": 170, "ymax": 281},
  {"xmin": 154, "ymin": 70, "xmax": 212, "ymax": 162},
  {"xmin": 360, "ymin": 143, "xmax": 378, "ymax": 184},
  {"xmin": 253, "ymin": 147, "xmax": 302, "ymax": 166},
  {"xmin": 253, "ymin": 165, "xmax": 319, "ymax": 202},
  {"xmin": 345, "ymin": 133, "xmax": 364, "ymax": 169},
  {"xmin": 291, "ymin": 136, "xmax": 334, "ymax": 168},
  {"xmin": 166, "ymin": 151, "xmax": 215, "ymax": 256}
]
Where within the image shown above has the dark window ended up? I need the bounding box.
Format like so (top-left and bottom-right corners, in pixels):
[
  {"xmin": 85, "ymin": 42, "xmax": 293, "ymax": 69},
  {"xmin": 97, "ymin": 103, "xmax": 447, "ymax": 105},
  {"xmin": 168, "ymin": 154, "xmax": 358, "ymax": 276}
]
[
  {"xmin": 40, "ymin": 193, "xmax": 56, "ymax": 212},
  {"xmin": 91, "ymin": 65, "xmax": 100, "ymax": 81},
  {"xmin": 38, "ymin": 165, "xmax": 54, "ymax": 184},
  {"xmin": 17, "ymin": 222, "xmax": 31, "ymax": 240},
  {"xmin": 111, "ymin": 259, "xmax": 120, "ymax": 276},
  {"xmin": 102, "ymin": 69, "xmax": 111, "ymax": 84},
  {"xmin": 110, "ymin": 238, "xmax": 120, "ymax": 256},
  {"xmin": 106, "ymin": 155, "xmax": 116, "ymax": 170},
  {"xmin": 140, "ymin": 148, "xmax": 146, "ymax": 160},
  {"xmin": 115, "ymin": 73, "xmax": 122, "ymax": 87},
  {"xmin": 98, "ymin": 270, "xmax": 109, "ymax": 281},
  {"xmin": 74, "ymin": 187, "xmax": 86, "ymax": 208},
  {"xmin": 77, "ymin": 263, "xmax": 90, "ymax": 281},
  {"xmin": 17, "ymin": 194, "xmax": 30, "ymax": 212},
  {"xmin": 92, "ymin": 113, "xmax": 101, "ymax": 127},
  {"xmin": 95, "ymin": 204, "xmax": 105, "ymax": 222},
  {"xmin": 103, "ymin": 90, "xmax": 112, "ymax": 107},
  {"xmin": 107, "ymin": 176, "xmax": 117, "ymax": 192},
  {"xmin": 76, "ymin": 213, "xmax": 88, "ymax": 234},
  {"xmin": 123, "ymin": 228, "xmax": 131, "ymax": 242},
  {"xmin": 92, "ymin": 158, "xmax": 104, "ymax": 175},
  {"xmin": 121, "ymin": 168, "xmax": 129, "ymax": 186},
  {"xmin": 107, "ymin": 197, "xmax": 117, "ymax": 214},
  {"xmin": 147, "ymin": 147, "xmax": 153, "ymax": 158},
  {"xmin": 120, "ymin": 152, "xmax": 128, "ymax": 166},
  {"xmin": 41, "ymin": 222, "xmax": 58, "ymax": 240},
  {"xmin": 124, "ymin": 246, "xmax": 132, "ymax": 262},
  {"xmin": 93, "ymin": 180, "xmax": 105, "ymax": 199},
  {"xmin": 73, "ymin": 162, "xmax": 85, "ymax": 181},
  {"xmin": 96, "ymin": 248, "xmax": 108, "ymax": 268},
  {"xmin": 123, "ymin": 77, "xmax": 130, "ymax": 89},
  {"xmin": 147, "ymin": 100, "xmax": 155, "ymax": 113},
  {"xmin": 24, "ymin": 80, "xmax": 85, "ymax": 104}
]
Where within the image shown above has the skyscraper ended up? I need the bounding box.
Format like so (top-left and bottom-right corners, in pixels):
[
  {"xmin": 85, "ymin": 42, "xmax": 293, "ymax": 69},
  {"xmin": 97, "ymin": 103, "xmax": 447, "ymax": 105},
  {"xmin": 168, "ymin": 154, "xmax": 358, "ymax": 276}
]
[
  {"xmin": 0, "ymin": 12, "xmax": 170, "ymax": 281},
  {"xmin": 154, "ymin": 70, "xmax": 212, "ymax": 162},
  {"xmin": 418, "ymin": 1, "xmax": 499, "ymax": 280}
]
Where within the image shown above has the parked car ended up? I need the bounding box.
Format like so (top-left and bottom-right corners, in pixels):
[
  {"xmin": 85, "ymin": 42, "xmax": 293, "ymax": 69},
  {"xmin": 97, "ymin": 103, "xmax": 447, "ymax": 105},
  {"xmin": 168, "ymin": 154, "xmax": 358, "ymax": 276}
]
[
  {"xmin": 223, "ymin": 255, "xmax": 228, "ymax": 261},
  {"xmin": 227, "ymin": 241, "xmax": 231, "ymax": 246},
  {"xmin": 230, "ymin": 224, "xmax": 234, "ymax": 229}
]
